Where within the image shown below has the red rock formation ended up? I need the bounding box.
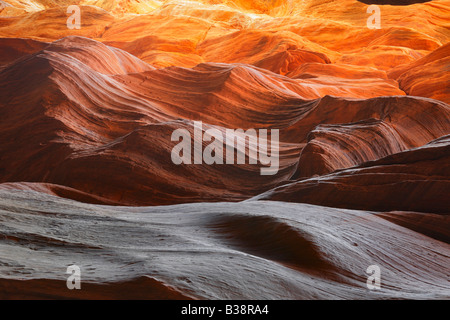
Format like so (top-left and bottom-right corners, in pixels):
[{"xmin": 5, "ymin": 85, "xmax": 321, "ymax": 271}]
[
  {"xmin": 197, "ymin": 30, "xmax": 334, "ymax": 74},
  {"xmin": 0, "ymin": 37, "xmax": 305, "ymax": 204},
  {"xmin": 376, "ymin": 211, "xmax": 450, "ymax": 244},
  {"xmin": 0, "ymin": 38, "xmax": 48, "ymax": 65},
  {"xmin": 388, "ymin": 43, "xmax": 450, "ymax": 103},
  {"xmin": 281, "ymin": 95, "xmax": 450, "ymax": 143},
  {"xmin": 0, "ymin": 277, "xmax": 193, "ymax": 300},
  {"xmin": 294, "ymin": 98, "xmax": 450, "ymax": 177},
  {"xmin": 296, "ymin": 119, "xmax": 410, "ymax": 178},
  {"xmin": 1, "ymin": 35, "xmax": 448, "ymax": 205},
  {"xmin": 256, "ymin": 135, "xmax": 450, "ymax": 214},
  {"xmin": 0, "ymin": 6, "xmax": 114, "ymax": 40}
]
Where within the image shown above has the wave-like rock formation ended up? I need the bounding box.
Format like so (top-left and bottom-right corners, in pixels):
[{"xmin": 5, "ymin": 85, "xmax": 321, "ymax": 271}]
[
  {"xmin": 1, "ymin": 1, "xmax": 449, "ymax": 72},
  {"xmin": 295, "ymin": 102, "xmax": 450, "ymax": 178},
  {"xmin": 389, "ymin": 43, "xmax": 450, "ymax": 103},
  {"xmin": 296, "ymin": 119, "xmax": 411, "ymax": 178},
  {"xmin": 1, "ymin": 37, "xmax": 306, "ymax": 205},
  {"xmin": 256, "ymin": 135, "xmax": 450, "ymax": 213},
  {"xmin": 0, "ymin": 190, "xmax": 449, "ymax": 299},
  {"xmin": 282, "ymin": 95, "xmax": 450, "ymax": 143},
  {"xmin": 2, "ymin": 36, "xmax": 449, "ymax": 206},
  {"xmin": 0, "ymin": 0, "xmax": 449, "ymax": 300}
]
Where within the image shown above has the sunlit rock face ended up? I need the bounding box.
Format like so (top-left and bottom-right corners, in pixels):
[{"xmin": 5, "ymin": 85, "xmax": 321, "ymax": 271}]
[{"xmin": 0, "ymin": 0, "xmax": 449, "ymax": 300}]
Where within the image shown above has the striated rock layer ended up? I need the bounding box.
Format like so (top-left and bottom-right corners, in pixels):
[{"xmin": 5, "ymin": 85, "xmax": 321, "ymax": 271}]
[
  {"xmin": 1, "ymin": 36, "xmax": 449, "ymax": 206},
  {"xmin": 256, "ymin": 135, "xmax": 450, "ymax": 214},
  {"xmin": 0, "ymin": 190, "xmax": 448, "ymax": 299}
]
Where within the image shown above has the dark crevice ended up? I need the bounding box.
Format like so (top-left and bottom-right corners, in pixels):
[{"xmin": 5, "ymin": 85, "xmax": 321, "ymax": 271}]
[{"xmin": 358, "ymin": 0, "xmax": 432, "ymax": 5}]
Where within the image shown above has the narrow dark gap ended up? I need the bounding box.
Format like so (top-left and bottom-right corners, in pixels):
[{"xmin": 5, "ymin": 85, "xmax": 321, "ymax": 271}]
[{"xmin": 358, "ymin": 0, "xmax": 432, "ymax": 5}]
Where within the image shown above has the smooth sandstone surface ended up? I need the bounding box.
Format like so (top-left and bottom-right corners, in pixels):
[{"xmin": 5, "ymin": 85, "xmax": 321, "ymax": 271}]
[
  {"xmin": 0, "ymin": 0, "xmax": 449, "ymax": 300},
  {"xmin": 0, "ymin": 190, "xmax": 449, "ymax": 299}
]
